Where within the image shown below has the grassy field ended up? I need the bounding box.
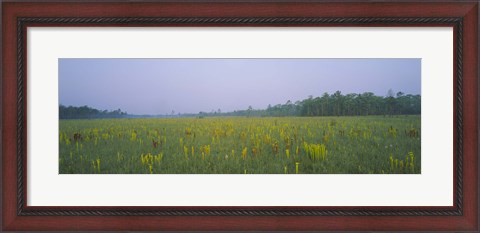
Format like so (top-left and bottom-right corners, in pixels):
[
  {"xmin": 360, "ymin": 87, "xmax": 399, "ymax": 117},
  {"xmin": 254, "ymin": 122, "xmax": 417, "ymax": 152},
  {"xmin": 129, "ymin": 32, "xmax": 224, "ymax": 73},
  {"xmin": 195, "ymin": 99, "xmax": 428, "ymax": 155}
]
[{"xmin": 59, "ymin": 116, "xmax": 420, "ymax": 174}]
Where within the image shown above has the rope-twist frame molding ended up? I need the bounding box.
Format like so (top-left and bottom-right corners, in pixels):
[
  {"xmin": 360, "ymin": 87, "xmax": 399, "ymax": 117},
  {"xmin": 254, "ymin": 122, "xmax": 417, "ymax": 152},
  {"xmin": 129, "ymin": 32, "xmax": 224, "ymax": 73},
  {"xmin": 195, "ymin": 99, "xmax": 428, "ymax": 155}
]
[{"xmin": 16, "ymin": 17, "xmax": 463, "ymax": 216}]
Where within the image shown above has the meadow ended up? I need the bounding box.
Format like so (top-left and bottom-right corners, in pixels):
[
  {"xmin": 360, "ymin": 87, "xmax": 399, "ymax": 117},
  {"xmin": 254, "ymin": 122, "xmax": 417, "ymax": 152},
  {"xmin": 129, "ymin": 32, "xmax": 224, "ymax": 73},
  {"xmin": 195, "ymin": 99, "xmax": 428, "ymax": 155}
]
[{"xmin": 59, "ymin": 116, "xmax": 420, "ymax": 174}]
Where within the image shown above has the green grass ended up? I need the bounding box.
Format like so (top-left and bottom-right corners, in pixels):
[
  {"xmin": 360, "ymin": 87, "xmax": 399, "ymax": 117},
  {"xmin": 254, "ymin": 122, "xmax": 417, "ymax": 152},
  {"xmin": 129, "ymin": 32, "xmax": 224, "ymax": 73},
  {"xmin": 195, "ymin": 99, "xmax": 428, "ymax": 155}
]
[{"xmin": 59, "ymin": 115, "xmax": 421, "ymax": 174}]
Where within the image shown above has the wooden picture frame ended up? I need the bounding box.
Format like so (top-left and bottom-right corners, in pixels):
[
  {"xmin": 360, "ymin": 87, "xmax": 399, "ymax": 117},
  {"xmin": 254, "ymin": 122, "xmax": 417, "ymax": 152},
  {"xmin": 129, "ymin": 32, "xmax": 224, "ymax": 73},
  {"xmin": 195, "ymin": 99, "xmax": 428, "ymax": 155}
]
[{"xmin": 2, "ymin": 1, "xmax": 478, "ymax": 231}]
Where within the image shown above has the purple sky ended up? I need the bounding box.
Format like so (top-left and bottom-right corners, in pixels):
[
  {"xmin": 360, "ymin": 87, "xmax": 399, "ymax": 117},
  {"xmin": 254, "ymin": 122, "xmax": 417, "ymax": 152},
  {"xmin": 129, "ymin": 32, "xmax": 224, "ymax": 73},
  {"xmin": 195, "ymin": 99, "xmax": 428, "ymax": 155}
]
[{"xmin": 59, "ymin": 58, "xmax": 421, "ymax": 115}]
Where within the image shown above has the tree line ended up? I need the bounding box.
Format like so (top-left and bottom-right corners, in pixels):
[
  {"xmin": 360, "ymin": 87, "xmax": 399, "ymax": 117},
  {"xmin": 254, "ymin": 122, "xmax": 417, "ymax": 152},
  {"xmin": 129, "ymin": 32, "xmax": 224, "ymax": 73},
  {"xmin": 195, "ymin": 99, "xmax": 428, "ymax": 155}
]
[
  {"xmin": 200, "ymin": 90, "xmax": 420, "ymax": 117},
  {"xmin": 60, "ymin": 90, "xmax": 420, "ymax": 119},
  {"xmin": 59, "ymin": 105, "xmax": 127, "ymax": 119}
]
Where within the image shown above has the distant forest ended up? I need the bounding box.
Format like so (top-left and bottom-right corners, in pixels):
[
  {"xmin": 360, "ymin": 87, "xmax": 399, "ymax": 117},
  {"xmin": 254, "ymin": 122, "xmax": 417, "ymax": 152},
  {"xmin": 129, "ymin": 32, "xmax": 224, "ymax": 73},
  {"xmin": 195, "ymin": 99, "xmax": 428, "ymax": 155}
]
[
  {"xmin": 59, "ymin": 105, "xmax": 127, "ymax": 119},
  {"xmin": 201, "ymin": 90, "xmax": 420, "ymax": 117},
  {"xmin": 60, "ymin": 90, "xmax": 420, "ymax": 119}
]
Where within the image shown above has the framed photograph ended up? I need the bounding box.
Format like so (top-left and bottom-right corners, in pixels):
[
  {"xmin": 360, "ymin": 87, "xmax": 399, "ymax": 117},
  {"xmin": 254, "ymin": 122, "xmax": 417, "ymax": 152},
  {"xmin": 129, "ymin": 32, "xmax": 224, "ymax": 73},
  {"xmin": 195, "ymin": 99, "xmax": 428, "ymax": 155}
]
[{"xmin": 2, "ymin": 0, "xmax": 478, "ymax": 231}]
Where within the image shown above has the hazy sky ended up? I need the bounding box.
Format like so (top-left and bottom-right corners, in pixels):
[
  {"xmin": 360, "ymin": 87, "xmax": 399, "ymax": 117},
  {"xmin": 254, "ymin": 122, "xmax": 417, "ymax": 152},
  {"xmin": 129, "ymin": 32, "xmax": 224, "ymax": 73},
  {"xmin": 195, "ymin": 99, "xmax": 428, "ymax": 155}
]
[{"xmin": 59, "ymin": 58, "xmax": 421, "ymax": 115}]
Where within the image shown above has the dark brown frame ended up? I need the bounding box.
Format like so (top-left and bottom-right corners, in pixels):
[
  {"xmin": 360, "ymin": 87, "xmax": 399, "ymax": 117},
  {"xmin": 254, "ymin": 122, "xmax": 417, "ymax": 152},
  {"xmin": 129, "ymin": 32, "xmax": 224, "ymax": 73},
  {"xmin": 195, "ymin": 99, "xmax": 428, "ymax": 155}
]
[{"xmin": 2, "ymin": 1, "xmax": 478, "ymax": 231}]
